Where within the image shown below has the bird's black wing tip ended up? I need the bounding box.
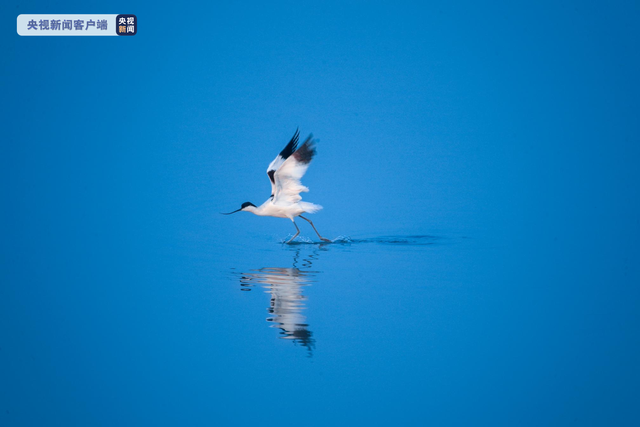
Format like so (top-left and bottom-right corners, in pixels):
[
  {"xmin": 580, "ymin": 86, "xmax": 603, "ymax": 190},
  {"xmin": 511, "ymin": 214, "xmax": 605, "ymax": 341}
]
[
  {"xmin": 293, "ymin": 138, "xmax": 317, "ymax": 164},
  {"xmin": 278, "ymin": 128, "xmax": 301, "ymax": 159}
]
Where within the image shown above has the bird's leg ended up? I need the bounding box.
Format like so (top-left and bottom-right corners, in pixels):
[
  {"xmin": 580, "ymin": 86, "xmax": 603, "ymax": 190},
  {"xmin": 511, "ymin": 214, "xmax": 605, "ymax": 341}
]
[
  {"xmin": 285, "ymin": 220, "xmax": 300, "ymax": 244},
  {"xmin": 299, "ymin": 215, "xmax": 331, "ymax": 242}
]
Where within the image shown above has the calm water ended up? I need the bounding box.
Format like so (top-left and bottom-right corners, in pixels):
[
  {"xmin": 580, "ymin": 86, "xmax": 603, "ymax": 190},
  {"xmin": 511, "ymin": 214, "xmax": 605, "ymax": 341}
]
[
  {"xmin": 3, "ymin": 226, "xmax": 637, "ymax": 425},
  {"xmin": 3, "ymin": 1, "xmax": 639, "ymax": 425}
]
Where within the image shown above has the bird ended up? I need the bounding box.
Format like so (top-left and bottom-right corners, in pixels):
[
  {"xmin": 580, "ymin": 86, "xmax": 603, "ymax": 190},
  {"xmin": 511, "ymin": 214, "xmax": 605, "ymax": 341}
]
[{"xmin": 222, "ymin": 129, "xmax": 331, "ymax": 244}]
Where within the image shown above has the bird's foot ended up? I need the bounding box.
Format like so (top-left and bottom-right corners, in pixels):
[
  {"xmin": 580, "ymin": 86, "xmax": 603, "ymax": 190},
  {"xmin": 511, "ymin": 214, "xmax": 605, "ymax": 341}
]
[{"xmin": 319, "ymin": 237, "xmax": 331, "ymax": 243}]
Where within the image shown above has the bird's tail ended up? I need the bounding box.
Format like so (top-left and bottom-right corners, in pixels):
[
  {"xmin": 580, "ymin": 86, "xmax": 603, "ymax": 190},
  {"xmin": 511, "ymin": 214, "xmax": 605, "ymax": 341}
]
[{"xmin": 300, "ymin": 202, "xmax": 323, "ymax": 214}]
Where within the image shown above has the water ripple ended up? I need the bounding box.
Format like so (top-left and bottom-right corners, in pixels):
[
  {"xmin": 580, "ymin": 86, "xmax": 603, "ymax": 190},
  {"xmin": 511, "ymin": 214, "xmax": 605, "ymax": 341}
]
[{"xmin": 282, "ymin": 234, "xmax": 440, "ymax": 246}]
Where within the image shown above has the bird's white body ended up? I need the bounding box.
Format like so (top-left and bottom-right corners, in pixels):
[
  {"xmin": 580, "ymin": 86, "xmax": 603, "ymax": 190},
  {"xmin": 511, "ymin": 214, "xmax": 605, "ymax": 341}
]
[
  {"xmin": 222, "ymin": 129, "xmax": 329, "ymax": 243},
  {"xmin": 245, "ymin": 201, "xmax": 321, "ymax": 220}
]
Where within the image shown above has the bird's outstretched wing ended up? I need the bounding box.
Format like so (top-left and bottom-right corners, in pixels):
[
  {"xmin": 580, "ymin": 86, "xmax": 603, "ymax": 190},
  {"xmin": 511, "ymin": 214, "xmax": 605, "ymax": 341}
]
[
  {"xmin": 273, "ymin": 134, "xmax": 317, "ymax": 206},
  {"xmin": 266, "ymin": 129, "xmax": 300, "ymax": 198}
]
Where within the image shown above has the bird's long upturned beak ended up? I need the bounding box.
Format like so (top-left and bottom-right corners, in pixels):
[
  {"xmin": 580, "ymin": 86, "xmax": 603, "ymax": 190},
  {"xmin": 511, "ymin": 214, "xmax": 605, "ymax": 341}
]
[{"xmin": 220, "ymin": 208, "xmax": 242, "ymax": 215}]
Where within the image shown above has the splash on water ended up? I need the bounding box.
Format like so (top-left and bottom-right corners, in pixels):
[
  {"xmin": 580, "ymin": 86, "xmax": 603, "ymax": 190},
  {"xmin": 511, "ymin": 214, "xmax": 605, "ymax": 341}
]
[{"xmin": 279, "ymin": 234, "xmax": 440, "ymax": 246}]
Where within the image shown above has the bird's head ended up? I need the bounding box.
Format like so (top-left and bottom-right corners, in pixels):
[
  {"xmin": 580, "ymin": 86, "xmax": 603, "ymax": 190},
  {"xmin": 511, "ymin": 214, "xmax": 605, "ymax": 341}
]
[{"xmin": 221, "ymin": 202, "xmax": 256, "ymax": 215}]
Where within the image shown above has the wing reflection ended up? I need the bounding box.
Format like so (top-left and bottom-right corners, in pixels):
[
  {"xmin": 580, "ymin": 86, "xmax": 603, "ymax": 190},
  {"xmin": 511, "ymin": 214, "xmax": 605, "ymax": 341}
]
[{"xmin": 238, "ymin": 249, "xmax": 322, "ymax": 355}]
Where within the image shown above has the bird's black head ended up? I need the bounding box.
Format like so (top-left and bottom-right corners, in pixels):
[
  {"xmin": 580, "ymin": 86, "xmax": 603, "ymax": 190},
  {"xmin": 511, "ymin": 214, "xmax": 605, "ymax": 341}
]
[{"xmin": 221, "ymin": 201, "xmax": 256, "ymax": 215}]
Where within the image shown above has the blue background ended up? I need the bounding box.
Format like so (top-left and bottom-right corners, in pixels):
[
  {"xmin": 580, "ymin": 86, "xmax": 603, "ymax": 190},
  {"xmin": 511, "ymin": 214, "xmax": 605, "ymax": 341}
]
[{"xmin": 2, "ymin": 1, "xmax": 639, "ymax": 425}]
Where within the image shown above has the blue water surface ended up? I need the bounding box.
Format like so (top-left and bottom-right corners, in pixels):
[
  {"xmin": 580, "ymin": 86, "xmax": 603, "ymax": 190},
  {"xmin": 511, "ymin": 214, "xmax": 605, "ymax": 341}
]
[{"xmin": 2, "ymin": 1, "xmax": 639, "ymax": 426}]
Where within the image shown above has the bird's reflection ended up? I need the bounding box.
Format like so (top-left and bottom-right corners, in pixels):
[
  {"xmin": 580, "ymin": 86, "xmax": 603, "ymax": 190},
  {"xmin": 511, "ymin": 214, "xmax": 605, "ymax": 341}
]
[{"xmin": 237, "ymin": 248, "xmax": 324, "ymax": 356}]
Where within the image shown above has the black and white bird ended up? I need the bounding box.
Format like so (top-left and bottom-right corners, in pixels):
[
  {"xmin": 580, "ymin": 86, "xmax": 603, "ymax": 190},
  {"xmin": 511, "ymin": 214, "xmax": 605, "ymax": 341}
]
[{"xmin": 222, "ymin": 129, "xmax": 330, "ymax": 244}]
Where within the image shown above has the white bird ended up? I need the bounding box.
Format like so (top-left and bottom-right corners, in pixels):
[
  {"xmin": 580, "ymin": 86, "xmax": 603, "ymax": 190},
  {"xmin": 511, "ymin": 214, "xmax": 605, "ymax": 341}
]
[{"xmin": 222, "ymin": 129, "xmax": 331, "ymax": 244}]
